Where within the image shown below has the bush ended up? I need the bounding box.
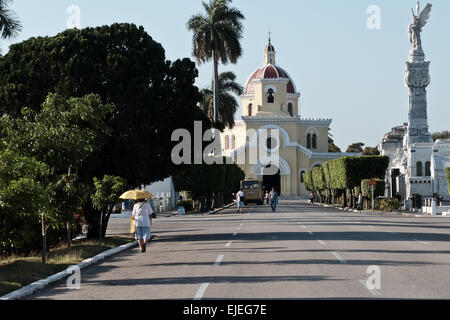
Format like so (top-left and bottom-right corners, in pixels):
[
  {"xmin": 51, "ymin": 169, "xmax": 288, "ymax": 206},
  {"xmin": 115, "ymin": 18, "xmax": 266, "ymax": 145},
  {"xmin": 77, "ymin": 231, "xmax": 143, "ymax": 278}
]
[
  {"xmin": 378, "ymin": 198, "xmax": 400, "ymax": 211},
  {"xmin": 446, "ymin": 167, "xmax": 450, "ymax": 194},
  {"xmin": 177, "ymin": 200, "xmax": 194, "ymax": 212}
]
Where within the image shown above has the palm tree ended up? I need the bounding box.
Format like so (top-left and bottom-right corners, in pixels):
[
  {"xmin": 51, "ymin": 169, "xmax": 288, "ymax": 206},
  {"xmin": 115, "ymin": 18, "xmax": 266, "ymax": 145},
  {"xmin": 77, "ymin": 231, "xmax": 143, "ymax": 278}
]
[
  {"xmin": 187, "ymin": 0, "xmax": 244, "ymax": 126},
  {"xmin": 200, "ymin": 71, "xmax": 243, "ymax": 129},
  {"xmin": 0, "ymin": 0, "xmax": 21, "ymax": 45}
]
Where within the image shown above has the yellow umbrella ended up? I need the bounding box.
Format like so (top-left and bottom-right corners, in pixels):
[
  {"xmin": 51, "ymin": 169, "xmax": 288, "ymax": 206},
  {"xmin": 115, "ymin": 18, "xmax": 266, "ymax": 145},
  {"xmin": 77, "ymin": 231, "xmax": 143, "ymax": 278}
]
[{"xmin": 119, "ymin": 190, "xmax": 154, "ymax": 200}]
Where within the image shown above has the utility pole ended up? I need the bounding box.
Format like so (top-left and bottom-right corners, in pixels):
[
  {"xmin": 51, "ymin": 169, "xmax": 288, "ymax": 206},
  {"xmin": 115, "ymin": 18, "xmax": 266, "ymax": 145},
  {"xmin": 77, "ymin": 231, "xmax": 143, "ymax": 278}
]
[{"xmin": 67, "ymin": 166, "xmax": 72, "ymax": 250}]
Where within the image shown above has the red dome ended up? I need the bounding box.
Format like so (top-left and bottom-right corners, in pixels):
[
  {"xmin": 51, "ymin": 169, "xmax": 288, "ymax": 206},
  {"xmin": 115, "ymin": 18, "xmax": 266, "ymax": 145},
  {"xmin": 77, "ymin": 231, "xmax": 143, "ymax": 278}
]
[{"xmin": 244, "ymin": 64, "xmax": 297, "ymax": 95}]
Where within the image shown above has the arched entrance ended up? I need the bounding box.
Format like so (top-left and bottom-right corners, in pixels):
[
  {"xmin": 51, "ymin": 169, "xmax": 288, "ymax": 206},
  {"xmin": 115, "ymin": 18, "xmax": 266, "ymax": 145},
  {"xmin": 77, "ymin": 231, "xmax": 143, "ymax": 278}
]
[{"xmin": 262, "ymin": 165, "xmax": 281, "ymax": 196}]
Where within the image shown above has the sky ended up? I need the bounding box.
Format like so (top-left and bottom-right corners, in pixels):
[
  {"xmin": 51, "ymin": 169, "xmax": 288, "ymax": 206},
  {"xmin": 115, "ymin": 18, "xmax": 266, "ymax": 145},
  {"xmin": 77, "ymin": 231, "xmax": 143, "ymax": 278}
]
[{"xmin": 1, "ymin": 0, "xmax": 449, "ymax": 150}]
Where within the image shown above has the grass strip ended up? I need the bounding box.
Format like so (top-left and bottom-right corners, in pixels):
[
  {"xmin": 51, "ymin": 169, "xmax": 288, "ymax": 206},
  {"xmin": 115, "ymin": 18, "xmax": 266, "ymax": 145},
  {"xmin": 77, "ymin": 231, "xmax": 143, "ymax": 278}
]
[{"xmin": 0, "ymin": 235, "xmax": 134, "ymax": 296}]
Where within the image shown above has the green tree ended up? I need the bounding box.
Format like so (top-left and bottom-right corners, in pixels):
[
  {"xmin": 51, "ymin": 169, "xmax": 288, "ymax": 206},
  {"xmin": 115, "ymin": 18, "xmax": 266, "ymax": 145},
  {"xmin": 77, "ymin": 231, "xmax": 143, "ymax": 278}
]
[
  {"xmin": 0, "ymin": 0, "xmax": 21, "ymax": 52},
  {"xmin": 173, "ymin": 158, "xmax": 244, "ymax": 212},
  {"xmin": 328, "ymin": 137, "xmax": 341, "ymax": 153},
  {"xmin": 0, "ymin": 24, "xmax": 208, "ymax": 238},
  {"xmin": 446, "ymin": 168, "xmax": 450, "ymax": 194},
  {"xmin": 1, "ymin": 93, "xmax": 115, "ymax": 258},
  {"xmin": 346, "ymin": 142, "xmax": 365, "ymax": 153},
  {"xmin": 200, "ymin": 71, "xmax": 243, "ymax": 129},
  {"xmin": 432, "ymin": 131, "xmax": 450, "ymax": 141},
  {"xmin": 0, "ymin": 150, "xmax": 49, "ymax": 256},
  {"xmin": 362, "ymin": 147, "xmax": 380, "ymax": 156},
  {"xmin": 91, "ymin": 175, "xmax": 127, "ymax": 239},
  {"xmin": 187, "ymin": 0, "xmax": 244, "ymax": 125}
]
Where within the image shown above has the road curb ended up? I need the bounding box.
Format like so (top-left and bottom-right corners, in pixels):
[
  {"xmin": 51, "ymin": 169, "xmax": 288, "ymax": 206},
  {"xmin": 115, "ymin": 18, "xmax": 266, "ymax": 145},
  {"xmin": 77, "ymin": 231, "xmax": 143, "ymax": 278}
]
[
  {"xmin": 0, "ymin": 240, "xmax": 138, "ymax": 300},
  {"xmin": 207, "ymin": 202, "xmax": 235, "ymax": 215}
]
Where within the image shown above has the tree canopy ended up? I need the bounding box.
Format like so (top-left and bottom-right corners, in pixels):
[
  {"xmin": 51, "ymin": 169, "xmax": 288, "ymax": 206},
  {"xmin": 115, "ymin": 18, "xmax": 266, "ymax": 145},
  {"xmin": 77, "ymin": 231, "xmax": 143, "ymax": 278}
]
[
  {"xmin": 200, "ymin": 71, "xmax": 243, "ymax": 129},
  {"xmin": 0, "ymin": 23, "xmax": 206, "ymax": 187},
  {"xmin": 346, "ymin": 142, "xmax": 365, "ymax": 153},
  {"xmin": 432, "ymin": 131, "xmax": 450, "ymax": 141}
]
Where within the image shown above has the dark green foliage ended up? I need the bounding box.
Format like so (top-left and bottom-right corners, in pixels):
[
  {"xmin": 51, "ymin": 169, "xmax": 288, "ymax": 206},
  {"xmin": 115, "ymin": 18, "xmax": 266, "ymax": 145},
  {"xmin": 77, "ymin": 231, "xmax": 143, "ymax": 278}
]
[
  {"xmin": 0, "ymin": 24, "xmax": 208, "ymax": 238},
  {"xmin": 362, "ymin": 147, "xmax": 380, "ymax": 156},
  {"xmin": 200, "ymin": 71, "xmax": 243, "ymax": 129},
  {"xmin": 328, "ymin": 138, "xmax": 341, "ymax": 153},
  {"xmin": 432, "ymin": 131, "xmax": 450, "ymax": 141},
  {"xmin": 303, "ymin": 156, "xmax": 390, "ymax": 207},
  {"xmin": 378, "ymin": 198, "xmax": 400, "ymax": 211},
  {"xmin": 346, "ymin": 142, "xmax": 365, "ymax": 153},
  {"xmin": 0, "ymin": 23, "xmax": 205, "ymax": 187},
  {"xmin": 173, "ymin": 158, "xmax": 244, "ymax": 211},
  {"xmin": 361, "ymin": 179, "xmax": 385, "ymax": 199},
  {"xmin": 0, "ymin": 151, "xmax": 49, "ymax": 255},
  {"xmin": 446, "ymin": 168, "xmax": 450, "ymax": 194}
]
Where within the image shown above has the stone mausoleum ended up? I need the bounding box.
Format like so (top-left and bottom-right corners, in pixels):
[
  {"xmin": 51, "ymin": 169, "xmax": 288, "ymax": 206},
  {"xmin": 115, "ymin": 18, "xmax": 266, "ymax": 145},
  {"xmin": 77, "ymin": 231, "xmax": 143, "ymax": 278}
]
[
  {"xmin": 221, "ymin": 40, "xmax": 357, "ymax": 197},
  {"xmin": 378, "ymin": 3, "xmax": 450, "ymax": 209}
]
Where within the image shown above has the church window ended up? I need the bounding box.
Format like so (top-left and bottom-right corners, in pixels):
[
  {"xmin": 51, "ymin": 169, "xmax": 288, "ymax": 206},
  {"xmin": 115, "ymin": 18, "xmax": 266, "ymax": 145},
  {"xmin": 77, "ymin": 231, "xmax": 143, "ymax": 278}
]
[
  {"xmin": 307, "ymin": 133, "xmax": 311, "ymax": 149},
  {"xmin": 231, "ymin": 135, "xmax": 236, "ymax": 149},
  {"xmin": 267, "ymin": 89, "xmax": 274, "ymax": 103},
  {"xmin": 416, "ymin": 161, "xmax": 423, "ymax": 177},
  {"xmin": 248, "ymin": 104, "xmax": 253, "ymax": 116},
  {"xmin": 288, "ymin": 103, "xmax": 293, "ymax": 117},
  {"xmin": 312, "ymin": 134, "xmax": 318, "ymax": 149},
  {"xmin": 266, "ymin": 137, "xmax": 277, "ymax": 150},
  {"xmin": 425, "ymin": 161, "xmax": 431, "ymax": 176},
  {"xmin": 225, "ymin": 135, "xmax": 230, "ymax": 150},
  {"xmin": 300, "ymin": 170, "xmax": 306, "ymax": 183}
]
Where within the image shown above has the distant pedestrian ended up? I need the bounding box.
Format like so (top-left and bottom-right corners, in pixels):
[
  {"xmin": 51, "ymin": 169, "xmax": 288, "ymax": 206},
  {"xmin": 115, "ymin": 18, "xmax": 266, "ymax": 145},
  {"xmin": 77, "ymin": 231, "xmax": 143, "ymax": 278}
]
[
  {"xmin": 265, "ymin": 190, "xmax": 270, "ymax": 205},
  {"xmin": 132, "ymin": 198, "xmax": 153, "ymax": 253},
  {"xmin": 357, "ymin": 193, "xmax": 363, "ymax": 212},
  {"xmin": 269, "ymin": 187, "xmax": 279, "ymax": 213},
  {"xmin": 309, "ymin": 192, "xmax": 315, "ymax": 205},
  {"xmin": 236, "ymin": 189, "xmax": 245, "ymax": 214}
]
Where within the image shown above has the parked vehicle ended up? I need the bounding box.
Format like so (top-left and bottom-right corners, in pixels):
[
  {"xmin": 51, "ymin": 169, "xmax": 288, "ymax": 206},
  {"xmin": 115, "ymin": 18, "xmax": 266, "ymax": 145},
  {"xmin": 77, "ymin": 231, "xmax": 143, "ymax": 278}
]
[{"xmin": 240, "ymin": 179, "xmax": 264, "ymax": 205}]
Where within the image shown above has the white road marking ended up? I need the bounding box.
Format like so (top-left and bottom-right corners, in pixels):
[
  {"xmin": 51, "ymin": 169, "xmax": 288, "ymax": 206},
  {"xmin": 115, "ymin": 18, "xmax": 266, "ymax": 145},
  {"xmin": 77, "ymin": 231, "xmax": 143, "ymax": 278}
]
[
  {"xmin": 214, "ymin": 255, "xmax": 224, "ymax": 266},
  {"xmin": 225, "ymin": 241, "xmax": 232, "ymax": 247},
  {"xmin": 359, "ymin": 280, "xmax": 381, "ymax": 296},
  {"xmin": 232, "ymin": 232, "xmax": 237, "ymax": 236},
  {"xmin": 308, "ymin": 231, "xmax": 314, "ymax": 236},
  {"xmin": 414, "ymin": 239, "xmax": 430, "ymax": 245},
  {"xmin": 318, "ymin": 240, "xmax": 326, "ymax": 246},
  {"xmin": 367, "ymin": 225, "xmax": 375, "ymax": 229},
  {"xmin": 332, "ymin": 252, "xmax": 346, "ymax": 264},
  {"xmin": 194, "ymin": 283, "xmax": 210, "ymax": 300},
  {"xmin": 386, "ymin": 231, "xmax": 397, "ymax": 234}
]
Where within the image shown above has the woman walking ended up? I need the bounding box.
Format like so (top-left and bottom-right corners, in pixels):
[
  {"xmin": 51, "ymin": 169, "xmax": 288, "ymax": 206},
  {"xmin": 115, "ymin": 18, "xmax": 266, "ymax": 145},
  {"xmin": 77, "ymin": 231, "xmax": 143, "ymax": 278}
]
[{"xmin": 132, "ymin": 198, "xmax": 153, "ymax": 253}]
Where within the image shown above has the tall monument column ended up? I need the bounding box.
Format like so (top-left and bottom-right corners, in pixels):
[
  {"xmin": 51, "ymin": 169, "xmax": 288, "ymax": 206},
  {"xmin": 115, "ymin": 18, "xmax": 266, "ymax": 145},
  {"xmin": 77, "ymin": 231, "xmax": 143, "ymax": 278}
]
[{"xmin": 404, "ymin": 2, "xmax": 433, "ymax": 145}]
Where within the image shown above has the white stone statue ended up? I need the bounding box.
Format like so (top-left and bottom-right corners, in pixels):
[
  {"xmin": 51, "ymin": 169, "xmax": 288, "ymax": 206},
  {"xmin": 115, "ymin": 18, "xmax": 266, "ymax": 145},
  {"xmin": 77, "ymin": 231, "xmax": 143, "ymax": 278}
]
[{"xmin": 408, "ymin": 2, "xmax": 432, "ymax": 51}]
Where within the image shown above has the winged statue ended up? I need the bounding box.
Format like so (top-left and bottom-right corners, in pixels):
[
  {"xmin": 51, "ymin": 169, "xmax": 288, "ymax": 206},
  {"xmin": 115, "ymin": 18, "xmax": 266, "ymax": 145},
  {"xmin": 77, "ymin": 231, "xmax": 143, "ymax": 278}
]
[{"xmin": 409, "ymin": 2, "xmax": 432, "ymax": 51}]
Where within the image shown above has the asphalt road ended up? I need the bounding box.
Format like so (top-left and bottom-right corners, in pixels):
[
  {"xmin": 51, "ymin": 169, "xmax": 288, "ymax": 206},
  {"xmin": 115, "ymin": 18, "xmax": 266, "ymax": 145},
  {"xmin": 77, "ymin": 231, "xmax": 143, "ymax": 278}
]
[{"xmin": 27, "ymin": 200, "xmax": 450, "ymax": 299}]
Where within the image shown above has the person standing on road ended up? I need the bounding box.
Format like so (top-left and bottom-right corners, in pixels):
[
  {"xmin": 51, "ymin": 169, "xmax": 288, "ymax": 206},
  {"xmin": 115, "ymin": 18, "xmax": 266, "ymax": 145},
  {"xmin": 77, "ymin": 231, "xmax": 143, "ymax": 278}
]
[
  {"xmin": 269, "ymin": 187, "xmax": 279, "ymax": 213},
  {"xmin": 357, "ymin": 193, "xmax": 363, "ymax": 212},
  {"xmin": 236, "ymin": 189, "xmax": 245, "ymax": 214},
  {"xmin": 132, "ymin": 198, "xmax": 153, "ymax": 253},
  {"xmin": 309, "ymin": 192, "xmax": 315, "ymax": 205},
  {"xmin": 265, "ymin": 190, "xmax": 270, "ymax": 205}
]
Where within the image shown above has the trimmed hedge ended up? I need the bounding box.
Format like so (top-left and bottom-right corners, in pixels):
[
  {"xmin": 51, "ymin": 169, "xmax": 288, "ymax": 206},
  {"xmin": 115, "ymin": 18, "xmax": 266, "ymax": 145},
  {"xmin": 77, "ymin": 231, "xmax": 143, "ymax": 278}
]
[
  {"xmin": 304, "ymin": 156, "xmax": 389, "ymax": 206},
  {"xmin": 312, "ymin": 166, "xmax": 326, "ymax": 191},
  {"xmin": 446, "ymin": 167, "xmax": 450, "ymax": 194}
]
